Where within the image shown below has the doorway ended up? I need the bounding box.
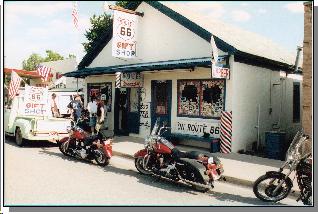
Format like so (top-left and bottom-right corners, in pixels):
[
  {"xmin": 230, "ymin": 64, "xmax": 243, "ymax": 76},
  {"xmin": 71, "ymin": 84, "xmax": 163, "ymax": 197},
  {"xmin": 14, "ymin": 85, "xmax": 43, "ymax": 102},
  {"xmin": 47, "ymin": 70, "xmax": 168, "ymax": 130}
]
[
  {"xmin": 151, "ymin": 80, "xmax": 172, "ymax": 135},
  {"xmin": 114, "ymin": 88, "xmax": 140, "ymax": 135}
]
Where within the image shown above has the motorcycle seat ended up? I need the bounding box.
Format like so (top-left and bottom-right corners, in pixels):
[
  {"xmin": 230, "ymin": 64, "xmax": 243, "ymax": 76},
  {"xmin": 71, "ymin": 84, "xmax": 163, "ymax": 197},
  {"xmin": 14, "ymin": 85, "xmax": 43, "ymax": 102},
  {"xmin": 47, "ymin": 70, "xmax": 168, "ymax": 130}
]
[{"xmin": 171, "ymin": 148, "xmax": 206, "ymax": 161}]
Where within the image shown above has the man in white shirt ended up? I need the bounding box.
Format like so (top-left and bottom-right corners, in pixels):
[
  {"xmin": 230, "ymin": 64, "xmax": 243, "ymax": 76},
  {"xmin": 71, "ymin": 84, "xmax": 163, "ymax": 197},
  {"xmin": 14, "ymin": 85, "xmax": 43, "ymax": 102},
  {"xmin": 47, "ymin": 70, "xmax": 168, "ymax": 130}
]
[{"xmin": 87, "ymin": 96, "xmax": 97, "ymax": 135}]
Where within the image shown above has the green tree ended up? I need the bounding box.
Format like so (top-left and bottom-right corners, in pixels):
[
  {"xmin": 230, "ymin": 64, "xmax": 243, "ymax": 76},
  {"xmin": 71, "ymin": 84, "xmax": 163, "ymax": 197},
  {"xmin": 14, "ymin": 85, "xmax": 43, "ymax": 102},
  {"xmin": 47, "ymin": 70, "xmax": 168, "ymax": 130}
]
[
  {"xmin": 82, "ymin": 1, "xmax": 141, "ymax": 53},
  {"xmin": 22, "ymin": 53, "xmax": 43, "ymax": 71},
  {"xmin": 82, "ymin": 13, "xmax": 112, "ymax": 53},
  {"xmin": 43, "ymin": 50, "xmax": 64, "ymax": 62},
  {"xmin": 22, "ymin": 50, "xmax": 71, "ymax": 71}
]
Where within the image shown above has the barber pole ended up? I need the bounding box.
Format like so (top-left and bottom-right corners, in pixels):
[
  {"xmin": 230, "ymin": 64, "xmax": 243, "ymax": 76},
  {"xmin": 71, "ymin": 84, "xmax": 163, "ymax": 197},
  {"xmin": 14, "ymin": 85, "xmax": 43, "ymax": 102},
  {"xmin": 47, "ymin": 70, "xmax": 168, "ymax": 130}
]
[
  {"xmin": 220, "ymin": 111, "xmax": 232, "ymax": 153},
  {"xmin": 115, "ymin": 72, "xmax": 121, "ymax": 88}
]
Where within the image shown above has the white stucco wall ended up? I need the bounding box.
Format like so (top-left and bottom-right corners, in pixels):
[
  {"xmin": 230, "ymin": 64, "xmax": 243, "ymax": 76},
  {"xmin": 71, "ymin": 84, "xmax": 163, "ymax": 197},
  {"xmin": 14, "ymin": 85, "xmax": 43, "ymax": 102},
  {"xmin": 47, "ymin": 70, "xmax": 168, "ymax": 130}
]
[
  {"xmin": 84, "ymin": 67, "xmax": 233, "ymax": 143},
  {"xmin": 88, "ymin": 2, "xmax": 225, "ymax": 68},
  {"xmin": 231, "ymin": 62, "xmax": 302, "ymax": 152}
]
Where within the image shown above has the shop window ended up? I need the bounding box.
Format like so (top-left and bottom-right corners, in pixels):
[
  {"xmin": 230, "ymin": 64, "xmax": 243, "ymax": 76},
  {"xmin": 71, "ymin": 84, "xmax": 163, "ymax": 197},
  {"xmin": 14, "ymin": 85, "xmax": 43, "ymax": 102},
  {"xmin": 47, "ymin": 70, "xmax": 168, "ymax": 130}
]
[
  {"xmin": 293, "ymin": 82, "xmax": 300, "ymax": 123},
  {"xmin": 178, "ymin": 79, "xmax": 225, "ymax": 118},
  {"xmin": 87, "ymin": 82, "xmax": 112, "ymax": 112}
]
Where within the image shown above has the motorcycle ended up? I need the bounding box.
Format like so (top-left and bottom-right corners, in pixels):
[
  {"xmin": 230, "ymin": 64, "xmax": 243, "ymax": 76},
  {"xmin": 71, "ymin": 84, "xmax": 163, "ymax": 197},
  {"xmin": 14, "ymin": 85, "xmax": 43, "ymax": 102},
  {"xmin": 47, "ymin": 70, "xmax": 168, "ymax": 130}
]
[
  {"xmin": 253, "ymin": 130, "xmax": 312, "ymax": 205},
  {"xmin": 134, "ymin": 119, "xmax": 224, "ymax": 192},
  {"xmin": 58, "ymin": 117, "xmax": 113, "ymax": 167}
]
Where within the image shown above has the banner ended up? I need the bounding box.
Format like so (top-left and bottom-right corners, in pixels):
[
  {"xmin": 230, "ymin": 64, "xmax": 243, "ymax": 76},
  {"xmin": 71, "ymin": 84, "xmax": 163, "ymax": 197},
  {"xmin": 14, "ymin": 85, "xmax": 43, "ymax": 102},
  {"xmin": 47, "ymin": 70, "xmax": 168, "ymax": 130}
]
[
  {"xmin": 112, "ymin": 10, "xmax": 138, "ymax": 58},
  {"xmin": 23, "ymin": 86, "xmax": 49, "ymax": 116}
]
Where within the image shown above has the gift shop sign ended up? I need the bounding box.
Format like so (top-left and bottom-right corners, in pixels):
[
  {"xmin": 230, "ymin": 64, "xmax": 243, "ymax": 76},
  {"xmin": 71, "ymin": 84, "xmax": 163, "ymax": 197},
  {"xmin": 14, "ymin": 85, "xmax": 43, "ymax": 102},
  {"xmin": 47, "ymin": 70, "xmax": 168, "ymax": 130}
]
[
  {"xmin": 112, "ymin": 10, "xmax": 138, "ymax": 58},
  {"xmin": 23, "ymin": 86, "xmax": 49, "ymax": 116}
]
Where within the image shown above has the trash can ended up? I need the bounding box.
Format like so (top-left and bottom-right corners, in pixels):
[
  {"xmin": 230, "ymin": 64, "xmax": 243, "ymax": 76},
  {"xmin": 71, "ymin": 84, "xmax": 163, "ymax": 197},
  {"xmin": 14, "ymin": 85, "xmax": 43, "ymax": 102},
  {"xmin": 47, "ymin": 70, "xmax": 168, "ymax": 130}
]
[
  {"xmin": 265, "ymin": 131, "xmax": 286, "ymax": 160},
  {"xmin": 210, "ymin": 139, "xmax": 220, "ymax": 153}
]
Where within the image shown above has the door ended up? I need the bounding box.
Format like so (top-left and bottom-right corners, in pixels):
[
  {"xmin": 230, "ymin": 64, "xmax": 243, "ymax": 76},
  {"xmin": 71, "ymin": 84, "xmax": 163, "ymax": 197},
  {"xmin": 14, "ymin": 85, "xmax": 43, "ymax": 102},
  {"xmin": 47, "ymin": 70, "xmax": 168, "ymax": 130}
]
[
  {"xmin": 127, "ymin": 88, "xmax": 140, "ymax": 134},
  {"xmin": 114, "ymin": 88, "xmax": 129, "ymax": 135},
  {"xmin": 151, "ymin": 80, "xmax": 172, "ymax": 135}
]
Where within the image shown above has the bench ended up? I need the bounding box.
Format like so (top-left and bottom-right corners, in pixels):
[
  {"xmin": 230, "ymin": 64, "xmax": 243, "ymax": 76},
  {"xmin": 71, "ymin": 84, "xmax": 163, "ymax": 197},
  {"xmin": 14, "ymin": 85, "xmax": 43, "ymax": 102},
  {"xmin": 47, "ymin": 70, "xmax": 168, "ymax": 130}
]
[{"xmin": 166, "ymin": 133, "xmax": 220, "ymax": 153}]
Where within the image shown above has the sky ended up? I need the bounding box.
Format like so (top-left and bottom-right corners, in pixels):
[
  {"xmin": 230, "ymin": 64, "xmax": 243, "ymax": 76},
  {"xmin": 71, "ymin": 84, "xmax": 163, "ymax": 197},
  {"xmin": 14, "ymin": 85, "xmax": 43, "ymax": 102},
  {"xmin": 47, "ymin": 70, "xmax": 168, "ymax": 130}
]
[{"xmin": 3, "ymin": 1, "xmax": 306, "ymax": 69}]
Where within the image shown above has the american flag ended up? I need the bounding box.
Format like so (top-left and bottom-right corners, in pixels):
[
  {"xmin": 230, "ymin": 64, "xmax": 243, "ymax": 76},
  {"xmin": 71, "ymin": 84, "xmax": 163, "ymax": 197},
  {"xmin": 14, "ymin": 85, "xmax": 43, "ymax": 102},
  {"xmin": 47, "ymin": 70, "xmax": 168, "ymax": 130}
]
[
  {"xmin": 72, "ymin": 1, "xmax": 79, "ymax": 29},
  {"xmin": 9, "ymin": 71, "xmax": 22, "ymax": 99},
  {"xmin": 37, "ymin": 65, "xmax": 52, "ymax": 82}
]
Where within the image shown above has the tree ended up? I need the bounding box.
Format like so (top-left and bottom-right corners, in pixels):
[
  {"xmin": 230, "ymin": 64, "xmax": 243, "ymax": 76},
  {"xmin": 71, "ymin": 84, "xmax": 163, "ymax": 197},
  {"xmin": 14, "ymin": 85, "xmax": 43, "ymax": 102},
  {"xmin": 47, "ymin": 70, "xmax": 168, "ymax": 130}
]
[
  {"xmin": 22, "ymin": 50, "xmax": 69, "ymax": 71},
  {"xmin": 82, "ymin": 1, "xmax": 141, "ymax": 53},
  {"xmin": 82, "ymin": 13, "xmax": 112, "ymax": 53}
]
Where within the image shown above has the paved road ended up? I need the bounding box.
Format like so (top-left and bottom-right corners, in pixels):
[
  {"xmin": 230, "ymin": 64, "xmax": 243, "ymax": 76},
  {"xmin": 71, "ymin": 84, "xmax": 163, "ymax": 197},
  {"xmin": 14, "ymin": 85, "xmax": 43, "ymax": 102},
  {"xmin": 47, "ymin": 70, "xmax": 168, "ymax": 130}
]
[{"xmin": 4, "ymin": 138, "xmax": 303, "ymax": 206}]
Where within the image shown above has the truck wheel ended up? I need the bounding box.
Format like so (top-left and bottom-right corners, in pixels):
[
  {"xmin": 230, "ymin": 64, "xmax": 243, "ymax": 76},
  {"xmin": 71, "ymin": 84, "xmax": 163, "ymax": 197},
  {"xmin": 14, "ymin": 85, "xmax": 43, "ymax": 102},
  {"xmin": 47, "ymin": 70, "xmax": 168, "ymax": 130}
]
[{"xmin": 15, "ymin": 127, "xmax": 24, "ymax": 147}]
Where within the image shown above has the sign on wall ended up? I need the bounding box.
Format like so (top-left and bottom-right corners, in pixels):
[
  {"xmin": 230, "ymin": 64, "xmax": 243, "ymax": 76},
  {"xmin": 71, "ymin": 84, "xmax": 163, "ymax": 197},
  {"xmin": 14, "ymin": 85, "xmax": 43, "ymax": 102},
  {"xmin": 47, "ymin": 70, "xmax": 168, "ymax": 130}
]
[
  {"xmin": 112, "ymin": 10, "xmax": 138, "ymax": 58},
  {"xmin": 23, "ymin": 86, "xmax": 49, "ymax": 116},
  {"xmin": 211, "ymin": 55, "xmax": 230, "ymax": 79},
  {"xmin": 174, "ymin": 119, "xmax": 221, "ymax": 138},
  {"xmin": 116, "ymin": 72, "xmax": 143, "ymax": 88}
]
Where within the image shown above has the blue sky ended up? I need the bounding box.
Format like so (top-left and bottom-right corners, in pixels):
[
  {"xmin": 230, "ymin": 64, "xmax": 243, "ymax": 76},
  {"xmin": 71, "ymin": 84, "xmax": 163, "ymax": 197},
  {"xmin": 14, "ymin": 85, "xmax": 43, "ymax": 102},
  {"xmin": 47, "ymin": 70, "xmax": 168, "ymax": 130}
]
[{"xmin": 4, "ymin": 1, "xmax": 305, "ymax": 69}]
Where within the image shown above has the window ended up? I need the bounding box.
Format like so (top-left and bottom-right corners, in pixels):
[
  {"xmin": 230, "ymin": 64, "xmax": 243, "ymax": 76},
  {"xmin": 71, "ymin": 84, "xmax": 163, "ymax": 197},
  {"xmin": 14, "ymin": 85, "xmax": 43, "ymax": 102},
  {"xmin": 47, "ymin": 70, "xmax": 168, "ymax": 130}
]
[
  {"xmin": 293, "ymin": 82, "xmax": 300, "ymax": 122},
  {"xmin": 177, "ymin": 79, "xmax": 225, "ymax": 118},
  {"xmin": 129, "ymin": 88, "xmax": 139, "ymax": 113}
]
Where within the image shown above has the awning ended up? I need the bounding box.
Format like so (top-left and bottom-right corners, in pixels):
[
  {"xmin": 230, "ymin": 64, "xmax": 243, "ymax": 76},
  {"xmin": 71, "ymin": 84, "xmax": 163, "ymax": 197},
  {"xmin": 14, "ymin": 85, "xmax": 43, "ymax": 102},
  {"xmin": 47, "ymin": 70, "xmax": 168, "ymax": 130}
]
[{"xmin": 64, "ymin": 57, "xmax": 211, "ymax": 78}]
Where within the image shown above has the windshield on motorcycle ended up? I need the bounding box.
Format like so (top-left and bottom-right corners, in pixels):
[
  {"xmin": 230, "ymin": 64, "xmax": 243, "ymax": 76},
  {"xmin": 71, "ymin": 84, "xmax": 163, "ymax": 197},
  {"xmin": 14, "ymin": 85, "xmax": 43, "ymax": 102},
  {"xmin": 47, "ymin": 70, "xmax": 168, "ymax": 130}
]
[
  {"xmin": 286, "ymin": 130, "xmax": 309, "ymax": 161},
  {"xmin": 151, "ymin": 118, "xmax": 161, "ymax": 136}
]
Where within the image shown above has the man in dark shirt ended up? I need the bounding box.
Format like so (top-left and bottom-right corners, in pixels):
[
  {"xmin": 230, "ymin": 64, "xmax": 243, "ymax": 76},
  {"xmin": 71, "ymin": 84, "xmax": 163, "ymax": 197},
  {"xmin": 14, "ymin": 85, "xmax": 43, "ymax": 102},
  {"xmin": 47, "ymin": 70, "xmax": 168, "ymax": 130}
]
[{"xmin": 67, "ymin": 94, "xmax": 83, "ymax": 121}]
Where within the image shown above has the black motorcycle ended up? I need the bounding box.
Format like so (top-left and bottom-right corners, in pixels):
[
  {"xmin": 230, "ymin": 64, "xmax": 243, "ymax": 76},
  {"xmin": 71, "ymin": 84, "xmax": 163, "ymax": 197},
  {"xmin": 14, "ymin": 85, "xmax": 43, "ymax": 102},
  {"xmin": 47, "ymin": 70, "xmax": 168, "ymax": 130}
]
[{"xmin": 253, "ymin": 131, "xmax": 312, "ymax": 205}]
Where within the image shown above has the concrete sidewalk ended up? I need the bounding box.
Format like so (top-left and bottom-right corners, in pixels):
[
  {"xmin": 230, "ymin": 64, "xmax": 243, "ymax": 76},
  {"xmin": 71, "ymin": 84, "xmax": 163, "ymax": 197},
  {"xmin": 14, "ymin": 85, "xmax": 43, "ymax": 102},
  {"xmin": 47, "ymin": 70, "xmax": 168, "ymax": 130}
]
[{"xmin": 110, "ymin": 135, "xmax": 300, "ymax": 198}]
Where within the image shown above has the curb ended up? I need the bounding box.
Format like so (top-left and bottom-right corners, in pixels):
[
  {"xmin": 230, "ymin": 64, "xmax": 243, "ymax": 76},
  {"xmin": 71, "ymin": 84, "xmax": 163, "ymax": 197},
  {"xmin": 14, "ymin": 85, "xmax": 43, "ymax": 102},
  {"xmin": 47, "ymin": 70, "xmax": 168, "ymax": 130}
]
[{"xmin": 112, "ymin": 149, "xmax": 301, "ymax": 201}]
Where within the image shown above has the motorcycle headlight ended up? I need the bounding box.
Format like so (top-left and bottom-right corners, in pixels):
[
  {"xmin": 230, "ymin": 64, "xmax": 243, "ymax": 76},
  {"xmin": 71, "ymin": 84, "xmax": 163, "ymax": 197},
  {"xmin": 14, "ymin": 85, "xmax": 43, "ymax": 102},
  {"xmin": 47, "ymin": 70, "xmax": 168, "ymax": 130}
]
[
  {"xmin": 208, "ymin": 157, "xmax": 214, "ymax": 164},
  {"xmin": 66, "ymin": 126, "xmax": 72, "ymax": 133}
]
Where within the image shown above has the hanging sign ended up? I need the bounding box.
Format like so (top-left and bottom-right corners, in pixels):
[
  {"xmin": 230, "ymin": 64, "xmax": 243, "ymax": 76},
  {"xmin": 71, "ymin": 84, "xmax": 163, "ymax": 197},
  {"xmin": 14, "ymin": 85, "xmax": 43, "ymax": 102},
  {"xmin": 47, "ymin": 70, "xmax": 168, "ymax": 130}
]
[
  {"xmin": 23, "ymin": 86, "xmax": 49, "ymax": 116},
  {"xmin": 116, "ymin": 72, "xmax": 143, "ymax": 88},
  {"xmin": 211, "ymin": 55, "xmax": 230, "ymax": 79},
  {"xmin": 112, "ymin": 10, "xmax": 138, "ymax": 58}
]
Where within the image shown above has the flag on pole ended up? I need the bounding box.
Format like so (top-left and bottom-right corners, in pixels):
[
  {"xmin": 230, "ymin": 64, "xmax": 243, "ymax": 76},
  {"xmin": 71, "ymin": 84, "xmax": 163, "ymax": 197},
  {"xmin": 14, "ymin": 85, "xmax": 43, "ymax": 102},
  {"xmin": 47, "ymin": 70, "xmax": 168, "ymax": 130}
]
[
  {"xmin": 210, "ymin": 35, "xmax": 219, "ymax": 65},
  {"xmin": 103, "ymin": 1, "xmax": 110, "ymax": 13},
  {"xmin": 72, "ymin": 1, "xmax": 79, "ymax": 29},
  {"xmin": 36, "ymin": 65, "xmax": 52, "ymax": 82},
  {"xmin": 9, "ymin": 71, "xmax": 22, "ymax": 99}
]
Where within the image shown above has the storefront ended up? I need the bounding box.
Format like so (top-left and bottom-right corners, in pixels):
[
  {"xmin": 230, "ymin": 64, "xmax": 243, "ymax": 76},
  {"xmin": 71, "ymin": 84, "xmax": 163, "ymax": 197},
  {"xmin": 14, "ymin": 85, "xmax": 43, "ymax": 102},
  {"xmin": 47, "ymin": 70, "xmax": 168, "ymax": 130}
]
[{"xmin": 65, "ymin": 1, "xmax": 301, "ymax": 152}]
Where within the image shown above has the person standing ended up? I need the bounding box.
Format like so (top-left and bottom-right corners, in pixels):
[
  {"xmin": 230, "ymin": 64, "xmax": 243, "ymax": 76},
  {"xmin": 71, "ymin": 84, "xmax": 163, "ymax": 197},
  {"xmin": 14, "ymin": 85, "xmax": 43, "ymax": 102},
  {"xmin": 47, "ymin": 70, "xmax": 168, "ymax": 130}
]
[
  {"xmin": 87, "ymin": 96, "xmax": 97, "ymax": 135},
  {"xmin": 67, "ymin": 94, "xmax": 83, "ymax": 121},
  {"xmin": 51, "ymin": 93, "xmax": 60, "ymax": 117},
  {"xmin": 95, "ymin": 99, "xmax": 105, "ymax": 133}
]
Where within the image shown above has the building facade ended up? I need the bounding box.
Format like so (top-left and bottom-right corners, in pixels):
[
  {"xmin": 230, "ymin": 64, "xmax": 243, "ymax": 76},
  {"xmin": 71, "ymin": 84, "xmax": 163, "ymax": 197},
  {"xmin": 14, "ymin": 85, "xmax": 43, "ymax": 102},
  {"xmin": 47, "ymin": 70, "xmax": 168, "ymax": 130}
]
[{"xmin": 66, "ymin": 2, "xmax": 302, "ymax": 154}]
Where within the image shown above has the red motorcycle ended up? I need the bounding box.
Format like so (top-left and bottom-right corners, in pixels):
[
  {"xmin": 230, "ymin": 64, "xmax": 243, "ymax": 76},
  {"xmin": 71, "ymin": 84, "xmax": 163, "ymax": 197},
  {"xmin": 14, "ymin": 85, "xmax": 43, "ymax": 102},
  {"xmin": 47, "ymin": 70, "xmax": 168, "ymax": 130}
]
[
  {"xmin": 58, "ymin": 118, "xmax": 112, "ymax": 166},
  {"xmin": 134, "ymin": 119, "xmax": 224, "ymax": 192}
]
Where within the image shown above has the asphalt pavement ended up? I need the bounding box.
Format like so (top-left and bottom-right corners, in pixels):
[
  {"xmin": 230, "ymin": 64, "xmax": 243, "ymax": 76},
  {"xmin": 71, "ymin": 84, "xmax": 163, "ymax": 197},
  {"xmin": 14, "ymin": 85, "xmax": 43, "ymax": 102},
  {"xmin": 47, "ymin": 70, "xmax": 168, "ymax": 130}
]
[{"xmin": 3, "ymin": 137, "xmax": 303, "ymax": 206}]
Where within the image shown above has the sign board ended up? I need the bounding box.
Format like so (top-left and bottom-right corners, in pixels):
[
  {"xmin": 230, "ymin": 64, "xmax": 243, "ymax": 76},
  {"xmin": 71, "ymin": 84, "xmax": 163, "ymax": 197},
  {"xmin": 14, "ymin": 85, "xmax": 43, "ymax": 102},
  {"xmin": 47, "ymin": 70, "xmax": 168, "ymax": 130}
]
[
  {"xmin": 23, "ymin": 86, "xmax": 49, "ymax": 116},
  {"xmin": 174, "ymin": 118, "xmax": 221, "ymax": 138},
  {"xmin": 112, "ymin": 10, "xmax": 138, "ymax": 58},
  {"xmin": 116, "ymin": 72, "xmax": 143, "ymax": 88},
  {"xmin": 211, "ymin": 55, "xmax": 230, "ymax": 79}
]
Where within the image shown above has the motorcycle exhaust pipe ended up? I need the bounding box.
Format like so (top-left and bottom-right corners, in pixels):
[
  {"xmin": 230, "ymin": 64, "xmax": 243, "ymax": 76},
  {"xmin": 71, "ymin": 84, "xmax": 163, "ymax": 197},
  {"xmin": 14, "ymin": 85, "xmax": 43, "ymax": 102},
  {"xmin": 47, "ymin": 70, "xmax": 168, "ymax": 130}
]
[{"xmin": 177, "ymin": 175, "xmax": 211, "ymax": 189}]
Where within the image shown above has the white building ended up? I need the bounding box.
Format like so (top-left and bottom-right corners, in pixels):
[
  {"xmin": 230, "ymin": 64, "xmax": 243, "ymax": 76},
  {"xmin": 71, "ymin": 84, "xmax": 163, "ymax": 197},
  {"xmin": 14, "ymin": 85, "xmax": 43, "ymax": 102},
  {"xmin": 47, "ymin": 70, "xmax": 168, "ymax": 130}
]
[
  {"xmin": 65, "ymin": 2, "xmax": 302, "ymax": 157},
  {"xmin": 30, "ymin": 58, "xmax": 84, "ymax": 90}
]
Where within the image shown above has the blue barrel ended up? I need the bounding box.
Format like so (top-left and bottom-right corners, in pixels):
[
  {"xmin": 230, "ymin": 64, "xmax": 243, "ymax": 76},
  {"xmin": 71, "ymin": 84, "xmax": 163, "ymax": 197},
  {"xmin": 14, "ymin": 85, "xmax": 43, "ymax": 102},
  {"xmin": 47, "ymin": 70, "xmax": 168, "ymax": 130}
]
[
  {"xmin": 265, "ymin": 132, "xmax": 286, "ymax": 160},
  {"xmin": 210, "ymin": 139, "xmax": 221, "ymax": 153}
]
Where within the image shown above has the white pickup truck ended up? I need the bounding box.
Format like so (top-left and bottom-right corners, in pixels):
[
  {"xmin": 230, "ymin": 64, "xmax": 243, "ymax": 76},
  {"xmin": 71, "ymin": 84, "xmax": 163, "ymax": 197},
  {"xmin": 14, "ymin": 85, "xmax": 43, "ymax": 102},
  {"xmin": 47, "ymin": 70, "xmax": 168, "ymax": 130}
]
[{"xmin": 4, "ymin": 88, "xmax": 72, "ymax": 146}]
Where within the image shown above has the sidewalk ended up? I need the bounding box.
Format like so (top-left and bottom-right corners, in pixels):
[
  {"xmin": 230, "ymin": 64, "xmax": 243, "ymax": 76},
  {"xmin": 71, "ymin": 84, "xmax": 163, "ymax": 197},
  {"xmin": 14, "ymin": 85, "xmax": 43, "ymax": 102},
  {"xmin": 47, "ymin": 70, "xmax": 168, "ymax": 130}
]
[{"xmin": 110, "ymin": 135, "xmax": 300, "ymax": 199}]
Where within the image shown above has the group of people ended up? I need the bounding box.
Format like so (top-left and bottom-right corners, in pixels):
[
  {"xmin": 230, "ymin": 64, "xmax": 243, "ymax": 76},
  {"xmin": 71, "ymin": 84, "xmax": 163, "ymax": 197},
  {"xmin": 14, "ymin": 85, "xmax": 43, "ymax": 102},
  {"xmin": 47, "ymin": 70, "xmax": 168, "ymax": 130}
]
[{"xmin": 51, "ymin": 93, "xmax": 105, "ymax": 135}]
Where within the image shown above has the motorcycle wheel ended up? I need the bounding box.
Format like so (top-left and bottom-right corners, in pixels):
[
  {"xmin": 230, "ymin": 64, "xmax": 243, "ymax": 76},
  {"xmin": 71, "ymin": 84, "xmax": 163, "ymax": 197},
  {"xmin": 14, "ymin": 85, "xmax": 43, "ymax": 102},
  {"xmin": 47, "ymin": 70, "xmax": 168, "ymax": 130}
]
[
  {"xmin": 135, "ymin": 157, "xmax": 152, "ymax": 175},
  {"xmin": 94, "ymin": 149, "xmax": 110, "ymax": 166},
  {"xmin": 59, "ymin": 141, "xmax": 70, "ymax": 156},
  {"xmin": 253, "ymin": 173, "xmax": 293, "ymax": 202}
]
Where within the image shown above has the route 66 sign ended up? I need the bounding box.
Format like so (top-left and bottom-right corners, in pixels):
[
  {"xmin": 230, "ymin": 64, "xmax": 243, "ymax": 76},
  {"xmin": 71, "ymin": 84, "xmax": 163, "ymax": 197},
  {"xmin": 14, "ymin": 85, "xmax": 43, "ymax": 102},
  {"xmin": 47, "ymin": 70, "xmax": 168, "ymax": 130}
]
[{"xmin": 112, "ymin": 10, "xmax": 138, "ymax": 58}]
